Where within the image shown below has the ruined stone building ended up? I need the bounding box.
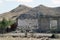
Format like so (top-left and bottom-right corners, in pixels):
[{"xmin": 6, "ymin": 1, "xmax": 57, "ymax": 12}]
[
  {"xmin": 16, "ymin": 5, "xmax": 60, "ymax": 33},
  {"xmin": 38, "ymin": 14, "xmax": 60, "ymax": 33},
  {"xmin": 16, "ymin": 12, "xmax": 60, "ymax": 33}
]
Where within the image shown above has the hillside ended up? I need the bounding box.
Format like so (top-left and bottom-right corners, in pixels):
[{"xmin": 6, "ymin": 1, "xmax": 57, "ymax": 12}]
[
  {"xmin": 22, "ymin": 5, "xmax": 60, "ymax": 17},
  {"xmin": 0, "ymin": 5, "xmax": 60, "ymax": 20},
  {"xmin": 0, "ymin": 5, "xmax": 32, "ymax": 20}
]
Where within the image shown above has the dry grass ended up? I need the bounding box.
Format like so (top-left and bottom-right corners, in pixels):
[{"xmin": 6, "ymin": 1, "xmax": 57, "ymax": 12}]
[
  {"xmin": 0, "ymin": 33, "xmax": 60, "ymax": 40},
  {"xmin": 0, "ymin": 36, "xmax": 60, "ymax": 40},
  {"xmin": 0, "ymin": 37, "xmax": 43, "ymax": 40}
]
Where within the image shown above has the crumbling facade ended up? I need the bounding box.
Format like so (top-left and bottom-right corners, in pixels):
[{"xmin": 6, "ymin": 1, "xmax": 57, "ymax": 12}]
[{"xmin": 17, "ymin": 13, "xmax": 60, "ymax": 33}]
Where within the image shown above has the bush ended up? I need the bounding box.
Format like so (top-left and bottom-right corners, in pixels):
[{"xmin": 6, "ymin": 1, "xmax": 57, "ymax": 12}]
[{"xmin": 0, "ymin": 18, "xmax": 14, "ymax": 33}]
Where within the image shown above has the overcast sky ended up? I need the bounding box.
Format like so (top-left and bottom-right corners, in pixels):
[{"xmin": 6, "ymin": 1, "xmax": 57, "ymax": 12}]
[{"xmin": 0, "ymin": 0, "xmax": 60, "ymax": 14}]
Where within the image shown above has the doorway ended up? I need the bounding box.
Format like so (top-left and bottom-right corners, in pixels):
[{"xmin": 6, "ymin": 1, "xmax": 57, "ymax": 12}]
[{"xmin": 50, "ymin": 20, "xmax": 57, "ymax": 30}]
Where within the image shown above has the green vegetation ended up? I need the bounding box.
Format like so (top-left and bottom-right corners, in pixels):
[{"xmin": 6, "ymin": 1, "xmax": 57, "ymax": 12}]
[{"xmin": 0, "ymin": 18, "xmax": 15, "ymax": 33}]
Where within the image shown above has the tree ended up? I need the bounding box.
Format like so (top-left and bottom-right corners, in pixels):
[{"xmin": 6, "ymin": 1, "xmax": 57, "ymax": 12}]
[{"xmin": 0, "ymin": 18, "xmax": 14, "ymax": 33}]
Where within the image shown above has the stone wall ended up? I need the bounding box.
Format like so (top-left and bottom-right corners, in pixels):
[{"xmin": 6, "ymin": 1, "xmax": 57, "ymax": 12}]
[
  {"xmin": 17, "ymin": 19, "xmax": 38, "ymax": 32},
  {"xmin": 17, "ymin": 16, "xmax": 60, "ymax": 33},
  {"xmin": 38, "ymin": 17, "xmax": 50, "ymax": 32},
  {"xmin": 18, "ymin": 19, "xmax": 38, "ymax": 27},
  {"xmin": 57, "ymin": 18, "xmax": 60, "ymax": 32}
]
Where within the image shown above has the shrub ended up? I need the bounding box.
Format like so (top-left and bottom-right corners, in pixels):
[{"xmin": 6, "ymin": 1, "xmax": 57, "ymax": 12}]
[{"xmin": 0, "ymin": 18, "xmax": 14, "ymax": 33}]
